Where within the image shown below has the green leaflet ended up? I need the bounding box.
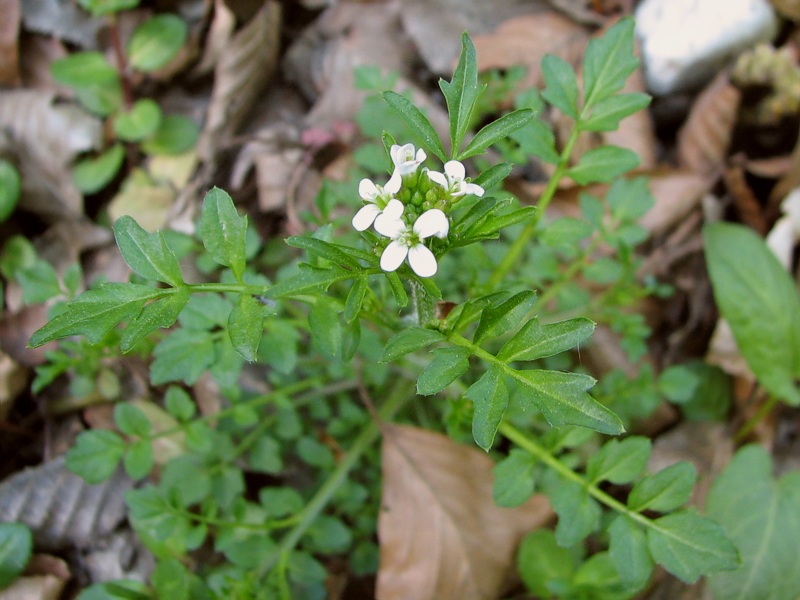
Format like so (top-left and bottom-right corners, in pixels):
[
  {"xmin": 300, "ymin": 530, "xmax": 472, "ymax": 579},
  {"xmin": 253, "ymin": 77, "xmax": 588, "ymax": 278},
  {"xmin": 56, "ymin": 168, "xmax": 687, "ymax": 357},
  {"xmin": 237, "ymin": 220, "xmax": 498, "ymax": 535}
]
[
  {"xmin": 497, "ymin": 317, "xmax": 595, "ymax": 362},
  {"xmin": 566, "ymin": 145, "xmax": 640, "ymax": 185},
  {"xmin": 582, "ymin": 17, "xmax": 639, "ymax": 110},
  {"xmin": 458, "ymin": 108, "xmax": 534, "ymax": 161},
  {"xmin": 647, "ymin": 511, "xmax": 739, "ymax": 584},
  {"xmin": 512, "ymin": 369, "xmax": 624, "ymax": 435},
  {"xmin": 549, "ymin": 476, "xmax": 602, "ymax": 546},
  {"xmin": 150, "ymin": 328, "xmax": 216, "ymax": 385},
  {"xmin": 492, "ymin": 449, "xmax": 538, "ymax": 508},
  {"xmin": 585, "ymin": 436, "xmax": 651, "ymax": 485},
  {"xmin": 120, "ymin": 287, "xmax": 189, "ymax": 352},
  {"xmin": 416, "ymin": 346, "xmax": 470, "ymax": 395},
  {"xmin": 267, "ymin": 265, "xmax": 355, "ymax": 299},
  {"xmin": 228, "ymin": 294, "xmax": 265, "ymax": 362},
  {"xmin": 127, "ymin": 14, "xmax": 188, "ymax": 72},
  {"xmin": 517, "ymin": 529, "xmax": 575, "ymax": 597},
  {"xmin": 473, "ymin": 290, "xmax": 537, "ymax": 344},
  {"xmin": 466, "ymin": 365, "xmax": 508, "ymax": 451},
  {"xmin": 0, "ymin": 523, "xmax": 33, "ymax": 589},
  {"xmin": 29, "ymin": 283, "xmax": 159, "ymax": 347},
  {"xmin": 114, "ymin": 216, "xmax": 184, "ymax": 286},
  {"xmin": 381, "ymin": 91, "xmax": 447, "ymax": 162},
  {"xmin": 581, "ymin": 92, "xmax": 651, "ymax": 132},
  {"xmin": 439, "ymin": 32, "xmax": 483, "ymax": 157},
  {"xmin": 199, "ymin": 187, "xmax": 248, "ymax": 281},
  {"xmin": 704, "ymin": 222, "xmax": 800, "ymax": 405},
  {"xmin": 114, "ymin": 98, "xmax": 162, "ymax": 141},
  {"xmin": 65, "ymin": 429, "xmax": 126, "ymax": 484},
  {"xmin": 628, "ymin": 462, "xmax": 696, "ymax": 513},
  {"xmin": 608, "ymin": 516, "xmax": 653, "ymax": 588},
  {"xmin": 541, "ymin": 54, "xmax": 580, "ymax": 119},
  {"xmin": 380, "ymin": 328, "xmax": 445, "ymax": 362},
  {"xmin": 73, "ymin": 143, "xmax": 125, "ymax": 194},
  {"xmin": 707, "ymin": 445, "xmax": 800, "ymax": 600}
]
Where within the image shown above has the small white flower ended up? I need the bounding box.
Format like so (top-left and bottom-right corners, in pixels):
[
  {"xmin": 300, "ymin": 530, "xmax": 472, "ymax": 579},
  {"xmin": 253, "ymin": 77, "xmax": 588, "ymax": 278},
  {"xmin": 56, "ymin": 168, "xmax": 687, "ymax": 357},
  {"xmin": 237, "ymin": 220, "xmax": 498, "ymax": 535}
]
[
  {"xmin": 352, "ymin": 175, "xmax": 401, "ymax": 231},
  {"xmin": 390, "ymin": 143, "xmax": 427, "ymax": 176},
  {"xmin": 427, "ymin": 160, "xmax": 484, "ymax": 198},
  {"xmin": 374, "ymin": 204, "xmax": 449, "ymax": 278}
]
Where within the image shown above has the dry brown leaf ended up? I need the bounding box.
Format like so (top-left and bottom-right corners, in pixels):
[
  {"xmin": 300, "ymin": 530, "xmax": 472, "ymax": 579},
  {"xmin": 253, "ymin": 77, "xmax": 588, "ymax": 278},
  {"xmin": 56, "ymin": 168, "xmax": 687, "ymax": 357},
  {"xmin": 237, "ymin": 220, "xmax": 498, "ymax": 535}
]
[
  {"xmin": 676, "ymin": 72, "xmax": 741, "ymax": 176},
  {"xmin": 377, "ymin": 424, "xmax": 552, "ymax": 600},
  {"xmin": 0, "ymin": 0, "xmax": 21, "ymax": 86},
  {"xmin": 723, "ymin": 159, "xmax": 767, "ymax": 234},
  {"xmin": 0, "ymin": 456, "xmax": 131, "ymax": 551},
  {"xmin": 472, "ymin": 12, "xmax": 589, "ymax": 90},
  {"xmin": 193, "ymin": 0, "xmax": 236, "ymax": 77},
  {"xmin": 399, "ymin": 0, "xmax": 545, "ymax": 75},
  {"xmin": 0, "ymin": 351, "xmax": 28, "ymax": 421},
  {"xmin": 771, "ymin": 0, "xmax": 800, "ymax": 19},
  {"xmin": 639, "ymin": 169, "xmax": 710, "ymax": 235},
  {"xmin": 0, "ymin": 554, "xmax": 70, "ymax": 600},
  {"xmin": 21, "ymin": 0, "xmax": 102, "ymax": 49},
  {"xmin": 0, "ymin": 90, "xmax": 102, "ymax": 219},
  {"xmin": 197, "ymin": 1, "xmax": 282, "ymax": 163}
]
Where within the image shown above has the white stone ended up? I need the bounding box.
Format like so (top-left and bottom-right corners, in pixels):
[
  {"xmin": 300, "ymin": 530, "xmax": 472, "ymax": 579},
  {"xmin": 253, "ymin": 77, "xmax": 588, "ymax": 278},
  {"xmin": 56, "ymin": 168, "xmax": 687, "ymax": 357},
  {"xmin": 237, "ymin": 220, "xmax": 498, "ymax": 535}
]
[{"xmin": 635, "ymin": 0, "xmax": 779, "ymax": 95}]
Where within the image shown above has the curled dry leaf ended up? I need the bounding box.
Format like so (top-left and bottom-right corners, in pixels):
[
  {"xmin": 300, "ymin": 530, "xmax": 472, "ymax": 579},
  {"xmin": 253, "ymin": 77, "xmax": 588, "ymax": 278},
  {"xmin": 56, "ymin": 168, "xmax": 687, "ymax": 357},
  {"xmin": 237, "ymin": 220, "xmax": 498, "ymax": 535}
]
[
  {"xmin": 723, "ymin": 159, "xmax": 767, "ymax": 234},
  {"xmin": 400, "ymin": 0, "xmax": 543, "ymax": 74},
  {"xmin": 21, "ymin": 0, "xmax": 103, "ymax": 49},
  {"xmin": 377, "ymin": 424, "xmax": 552, "ymax": 600},
  {"xmin": 0, "ymin": 0, "xmax": 21, "ymax": 86},
  {"xmin": 472, "ymin": 12, "xmax": 589, "ymax": 89},
  {"xmin": 0, "ymin": 90, "xmax": 102, "ymax": 219},
  {"xmin": 192, "ymin": 0, "xmax": 236, "ymax": 77},
  {"xmin": 197, "ymin": 1, "xmax": 282, "ymax": 163},
  {"xmin": 676, "ymin": 71, "xmax": 741, "ymax": 176},
  {"xmin": 640, "ymin": 169, "xmax": 710, "ymax": 235},
  {"xmin": 0, "ymin": 456, "xmax": 131, "ymax": 551}
]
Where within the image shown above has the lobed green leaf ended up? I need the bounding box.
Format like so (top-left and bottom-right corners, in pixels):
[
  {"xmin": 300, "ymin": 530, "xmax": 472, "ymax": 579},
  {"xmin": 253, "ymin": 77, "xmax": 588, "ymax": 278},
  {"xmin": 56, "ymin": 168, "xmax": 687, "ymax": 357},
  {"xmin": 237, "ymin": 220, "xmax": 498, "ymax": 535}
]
[
  {"xmin": 439, "ymin": 32, "xmax": 483, "ymax": 156},
  {"xmin": 473, "ymin": 290, "xmax": 537, "ymax": 344},
  {"xmin": 199, "ymin": 187, "xmax": 248, "ymax": 281},
  {"xmin": 628, "ymin": 461, "xmax": 696, "ymax": 513},
  {"xmin": 541, "ymin": 54, "xmax": 580, "ymax": 119},
  {"xmin": 150, "ymin": 328, "xmax": 216, "ymax": 385},
  {"xmin": 308, "ymin": 296, "xmax": 343, "ymax": 358},
  {"xmin": 267, "ymin": 265, "xmax": 355, "ymax": 299},
  {"xmin": 74, "ymin": 144, "xmax": 125, "ymax": 195},
  {"xmin": 29, "ymin": 283, "xmax": 159, "ymax": 347},
  {"xmin": 582, "ymin": 17, "xmax": 639, "ymax": 110},
  {"xmin": 497, "ymin": 317, "xmax": 594, "ymax": 362},
  {"xmin": 114, "ymin": 99, "xmax": 162, "ymax": 141},
  {"xmin": 608, "ymin": 516, "xmax": 653, "ymax": 588},
  {"xmin": 120, "ymin": 287, "xmax": 189, "ymax": 352},
  {"xmin": 566, "ymin": 145, "xmax": 640, "ymax": 185},
  {"xmin": 115, "ymin": 402, "xmax": 152, "ymax": 437},
  {"xmin": 493, "ymin": 449, "xmax": 538, "ymax": 508},
  {"xmin": 286, "ymin": 236, "xmax": 361, "ymax": 268},
  {"xmin": 647, "ymin": 511, "xmax": 739, "ymax": 584},
  {"xmin": 228, "ymin": 294, "xmax": 265, "ymax": 362},
  {"xmin": 512, "ymin": 369, "xmax": 624, "ymax": 435},
  {"xmin": 466, "ymin": 365, "xmax": 508, "ymax": 451},
  {"xmin": 517, "ymin": 529, "xmax": 575, "ymax": 597},
  {"xmin": 586, "ymin": 436, "xmax": 651, "ymax": 485},
  {"xmin": 416, "ymin": 346, "xmax": 470, "ymax": 395},
  {"xmin": 65, "ymin": 429, "xmax": 126, "ymax": 484},
  {"xmin": 114, "ymin": 215, "xmax": 184, "ymax": 286},
  {"xmin": 381, "ymin": 91, "xmax": 447, "ymax": 162},
  {"xmin": 511, "ymin": 118, "xmax": 560, "ymax": 164},
  {"xmin": 549, "ymin": 477, "xmax": 601, "ymax": 546},
  {"xmin": 458, "ymin": 108, "xmax": 535, "ymax": 160}
]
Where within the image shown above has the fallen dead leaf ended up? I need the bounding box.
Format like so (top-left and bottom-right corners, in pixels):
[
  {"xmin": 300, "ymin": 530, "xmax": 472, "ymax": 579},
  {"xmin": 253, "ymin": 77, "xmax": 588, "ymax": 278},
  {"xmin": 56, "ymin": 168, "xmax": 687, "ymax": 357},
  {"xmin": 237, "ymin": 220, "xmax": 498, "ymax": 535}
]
[
  {"xmin": 400, "ymin": 0, "xmax": 546, "ymax": 75},
  {"xmin": 108, "ymin": 170, "xmax": 176, "ymax": 232},
  {"xmin": 377, "ymin": 424, "xmax": 552, "ymax": 600},
  {"xmin": 0, "ymin": 0, "xmax": 21, "ymax": 86},
  {"xmin": 0, "ymin": 456, "xmax": 131, "ymax": 551},
  {"xmin": 197, "ymin": 1, "xmax": 282, "ymax": 163},
  {"xmin": 0, "ymin": 90, "xmax": 102, "ymax": 220},
  {"xmin": 640, "ymin": 169, "xmax": 710, "ymax": 236},
  {"xmin": 193, "ymin": 0, "xmax": 236, "ymax": 77},
  {"xmin": 771, "ymin": 0, "xmax": 800, "ymax": 20},
  {"xmin": 0, "ymin": 351, "xmax": 28, "ymax": 421},
  {"xmin": 676, "ymin": 72, "xmax": 741, "ymax": 176},
  {"xmin": 21, "ymin": 0, "xmax": 102, "ymax": 49},
  {"xmin": 723, "ymin": 158, "xmax": 767, "ymax": 234},
  {"xmin": 472, "ymin": 12, "xmax": 589, "ymax": 90}
]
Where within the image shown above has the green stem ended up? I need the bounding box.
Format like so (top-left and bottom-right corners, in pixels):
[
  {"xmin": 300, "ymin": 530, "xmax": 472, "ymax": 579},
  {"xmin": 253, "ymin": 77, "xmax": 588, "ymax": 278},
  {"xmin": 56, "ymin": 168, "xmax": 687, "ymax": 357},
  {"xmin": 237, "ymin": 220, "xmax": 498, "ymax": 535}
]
[
  {"xmin": 259, "ymin": 380, "xmax": 413, "ymax": 576},
  {"xmin": 485, "ymin": 126, "xmax": 581, "ymax": 291},
  {"xmin": 734, "ymin": 394, "xmax": 778, "ymax": 442},
  {"xmin": 498, "ymin": 421, "xmax": 652, "ymax": 529}
]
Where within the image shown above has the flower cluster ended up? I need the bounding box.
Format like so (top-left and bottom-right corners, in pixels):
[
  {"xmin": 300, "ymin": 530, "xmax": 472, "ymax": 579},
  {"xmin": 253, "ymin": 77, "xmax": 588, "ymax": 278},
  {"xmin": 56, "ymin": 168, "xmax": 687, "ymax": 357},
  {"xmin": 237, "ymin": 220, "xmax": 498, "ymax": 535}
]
[{"xmin": 352, "ymin": 143, "xmax": 484, "ymax": 277}]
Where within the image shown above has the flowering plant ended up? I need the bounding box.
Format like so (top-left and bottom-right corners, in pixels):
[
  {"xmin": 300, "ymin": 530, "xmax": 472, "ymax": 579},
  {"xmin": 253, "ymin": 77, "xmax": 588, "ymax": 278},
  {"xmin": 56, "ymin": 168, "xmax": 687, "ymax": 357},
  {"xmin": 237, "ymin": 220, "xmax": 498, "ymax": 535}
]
[{"xmin": 22, "ymin": 18, "xmax": 744, "ymax": 599}]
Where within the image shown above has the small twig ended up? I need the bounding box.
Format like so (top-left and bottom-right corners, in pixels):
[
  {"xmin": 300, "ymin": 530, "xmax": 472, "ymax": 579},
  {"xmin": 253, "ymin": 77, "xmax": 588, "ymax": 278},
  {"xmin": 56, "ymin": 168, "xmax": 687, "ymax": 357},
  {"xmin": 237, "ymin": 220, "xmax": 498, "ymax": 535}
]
[{"xmin": 107, "ymin": 15, "xmax": 134, "ymax": 109}]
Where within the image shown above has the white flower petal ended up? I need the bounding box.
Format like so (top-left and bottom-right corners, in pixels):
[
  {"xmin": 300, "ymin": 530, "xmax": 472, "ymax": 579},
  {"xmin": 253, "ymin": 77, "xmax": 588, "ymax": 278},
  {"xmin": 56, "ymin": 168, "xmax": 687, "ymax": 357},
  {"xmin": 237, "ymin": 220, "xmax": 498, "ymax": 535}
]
[
  {"xmin": 408, "ymin": 244, "xmax": 437, "ymax": 277},
  {"xmin": 413, "ymin": 209, "xmax": 449, "ymax": 239},
  {"xmin": 358, "ymin": 178, "xmax": 379, "ymax": 201},
  {"xmin": 374, "ymin": 214, "xmax": 406, "ymax": 239},
  {"xmin": 427, "ymin": 170, "xmax": 447, "ymax": 188},
  {"xmin": 382, "ymin": 198, "xmax": 405, "ymax": 220},
  {"xmin": 380, "ymin": 240, "xmax": 409, "ymax": 272},
  {"xmin": 466, "ymin": 182, "xmax": 485, "ymax": 197},
  {"xmin": 385, "ymin": 171, "xmax": 402, "ymax": 194},
  {"xmin": 352, "ymin": 204, "xmax": 380, "ymax": 231},
  {"xmin": 391, "ymin": 144, "xmax": 411, "ymax": 166},
  {"xmin": 444, "ymin": 160, "xmax": 466, "ymax": 182},
  {"xmin": 415, "ymin": 148, "xmax": 427, "ymax": 164}
]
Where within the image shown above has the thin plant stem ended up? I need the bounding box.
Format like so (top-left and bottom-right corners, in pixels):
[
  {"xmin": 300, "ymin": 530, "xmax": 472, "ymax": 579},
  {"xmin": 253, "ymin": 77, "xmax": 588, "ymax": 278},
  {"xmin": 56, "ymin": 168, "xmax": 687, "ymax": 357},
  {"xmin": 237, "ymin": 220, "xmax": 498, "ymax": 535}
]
[
  {"xmin": 735, "ymin": 394, "xmax": 779, "ymax": 443},
  {"xmin": 485, "ymin": 125, "xmax": 581, "ymax": 291},
  {"xmin": 259, "ymin": 380, "xmax": 413, "ymax": 577},
  {"xmin": 107, "ymin": 15, "xmax": 134, "ymax": 109}
]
